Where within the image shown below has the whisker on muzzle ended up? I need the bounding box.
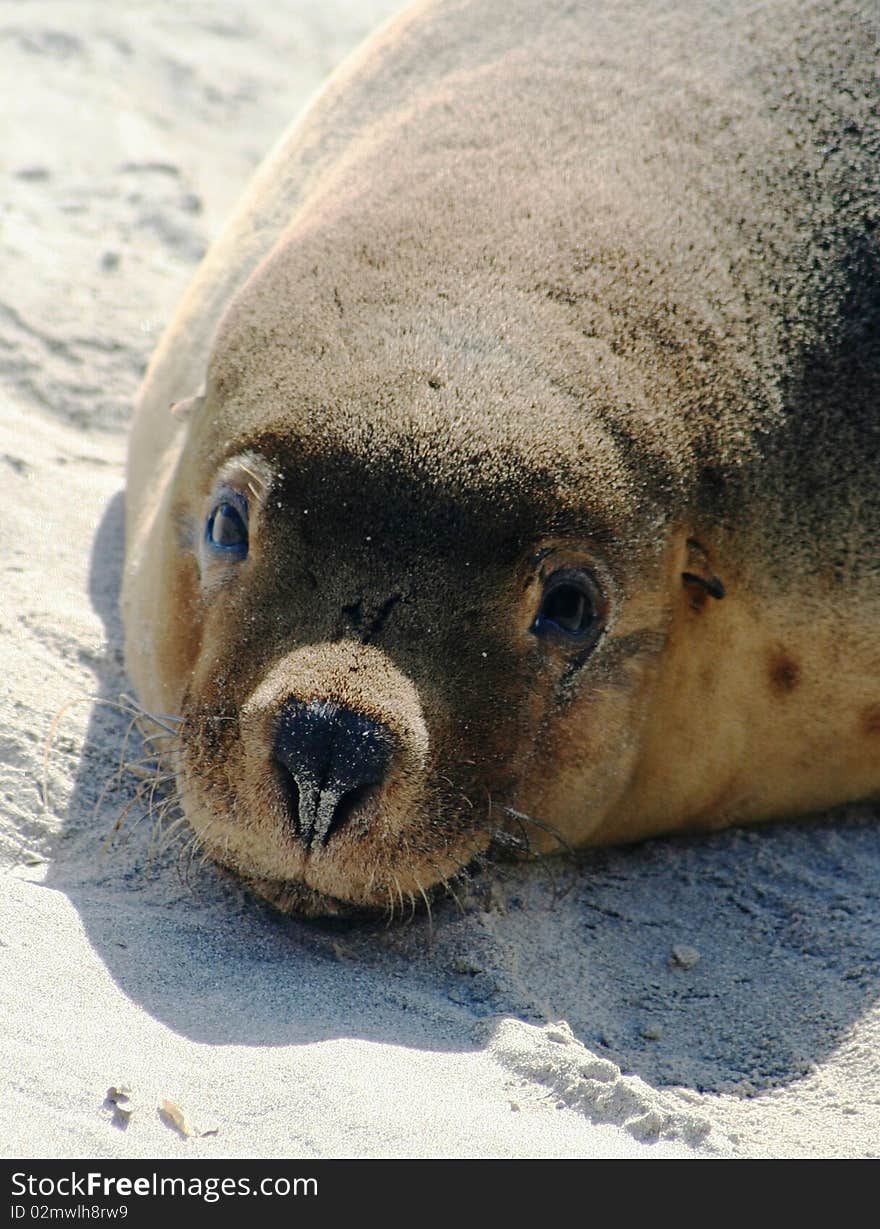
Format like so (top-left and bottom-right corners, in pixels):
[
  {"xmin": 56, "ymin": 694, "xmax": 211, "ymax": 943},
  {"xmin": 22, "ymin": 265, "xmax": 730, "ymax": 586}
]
[{"xmin": 498, "ymin": 805, "xmax": 575, "ymax": 856}]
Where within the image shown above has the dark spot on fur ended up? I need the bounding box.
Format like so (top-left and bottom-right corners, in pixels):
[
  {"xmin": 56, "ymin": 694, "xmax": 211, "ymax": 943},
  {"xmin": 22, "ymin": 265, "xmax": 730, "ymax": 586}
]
[
  {"xmin": 341, "ymin": 598, "xmax": 363, "ymax": 629},
  {"xmin": 364, "ymin": 593, "xmax": 402, "ymax": 644},
  {"xmin": 768, "ymin": 649, "xmax": 801, "ymax": 694},
  {"xmin": 556, "ymin": 627, "xmax": 663, "ymax": 699},
  {"xmin": 861, "ymin": 703, "xmax": 880, "ymax": 736}
]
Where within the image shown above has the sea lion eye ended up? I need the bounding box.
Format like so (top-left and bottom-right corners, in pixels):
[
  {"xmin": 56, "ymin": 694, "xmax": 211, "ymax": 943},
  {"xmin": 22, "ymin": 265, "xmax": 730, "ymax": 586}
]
[
  {"xmin": 533, "ymin": 569, "xmax": 602, "ymax": 641},
  {"xmin": 205, "ymin": 494, "xmax": 249, "ymax": 558}
]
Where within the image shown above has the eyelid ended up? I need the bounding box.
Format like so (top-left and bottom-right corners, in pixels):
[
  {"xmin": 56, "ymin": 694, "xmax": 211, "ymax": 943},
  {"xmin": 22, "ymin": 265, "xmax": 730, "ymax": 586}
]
[
  {"xmin": 541, "ymin": 565, "xmax": 600, "ymax": 592},
  {"xmin": 209, "ymin": 485, "xmax": 250, "ymax": 521}
]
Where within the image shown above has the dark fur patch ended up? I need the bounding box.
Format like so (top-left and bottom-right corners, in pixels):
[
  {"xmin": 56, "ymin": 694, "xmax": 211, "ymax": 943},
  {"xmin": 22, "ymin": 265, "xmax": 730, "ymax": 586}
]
[
  {"xmin": 364, "ymin": 593, "xmax": 403, "ymax": 643},
  {"xmin": 861, "ymin": 703, "xmax": 880, "ymax": 736},
  {"xmin": 557, "ymin": 626, "xmax": 665, "ymax": 700},
  {"xmin": 767, "ymin": 649, "xmax": 801, "ymax": 695}
]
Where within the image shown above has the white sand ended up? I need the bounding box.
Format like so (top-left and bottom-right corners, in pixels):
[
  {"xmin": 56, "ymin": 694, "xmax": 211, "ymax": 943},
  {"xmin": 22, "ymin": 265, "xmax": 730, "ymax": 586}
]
[{"xmin": 3, "ymin": 0, "xmax": 879, "ymax": 1160}]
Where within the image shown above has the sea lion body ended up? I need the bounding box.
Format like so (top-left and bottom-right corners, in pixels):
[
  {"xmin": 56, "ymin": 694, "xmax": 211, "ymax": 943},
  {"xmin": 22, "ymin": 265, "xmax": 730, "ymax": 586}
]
[{"xmin": 122, "ymin": 0, "xmax": 880, "ymax": 915}]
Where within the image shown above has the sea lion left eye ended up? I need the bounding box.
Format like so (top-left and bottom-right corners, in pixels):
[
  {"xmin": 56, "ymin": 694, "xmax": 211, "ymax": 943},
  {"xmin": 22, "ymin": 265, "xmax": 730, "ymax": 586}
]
[
  {"xmin": 533, "ymin": 569, "xmax": 601, "ymax": 640},
  {"xmin": 206, "ymin": 501, "xmax": 248, "ymax": 556}
]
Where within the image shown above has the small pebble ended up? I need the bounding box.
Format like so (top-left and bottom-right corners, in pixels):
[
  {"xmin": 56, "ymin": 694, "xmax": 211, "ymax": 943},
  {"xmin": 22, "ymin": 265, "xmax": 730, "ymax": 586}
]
[
  {"xmin": 105, "ymin": 1084, "xmax": 134, "ymax": 1126},
  {"xmin": 670, "ymin": 944, "xmax": 700, "ymax": 969}
]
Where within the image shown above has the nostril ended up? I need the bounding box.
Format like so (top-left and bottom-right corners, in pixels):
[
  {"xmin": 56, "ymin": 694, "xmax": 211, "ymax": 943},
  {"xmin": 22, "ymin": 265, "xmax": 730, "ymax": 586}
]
[
  {"xmin": 274, "ymin": 759, "xmax": 301, "ymax": 824},
  {"xmin": 328, "ymin": 782, "xmax": 380, "ymax": 839}
]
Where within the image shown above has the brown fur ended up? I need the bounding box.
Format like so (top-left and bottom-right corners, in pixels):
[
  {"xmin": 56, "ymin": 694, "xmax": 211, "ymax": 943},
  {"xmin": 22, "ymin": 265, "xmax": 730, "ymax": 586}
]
[{"xmin": 122, "ymin": 0, "xmax": 880, "ymax": 915}]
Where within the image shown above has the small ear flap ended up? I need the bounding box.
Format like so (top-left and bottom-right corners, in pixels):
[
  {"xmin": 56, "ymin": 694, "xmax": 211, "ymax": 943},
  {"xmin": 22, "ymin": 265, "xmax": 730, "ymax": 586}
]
[
  {"xmin": 682, "ymin": 538, "xmax": 725, "ymax": 610},
  {"xmin": 169, "ymin": 393, "xmax": 204, "ymax": 421}
]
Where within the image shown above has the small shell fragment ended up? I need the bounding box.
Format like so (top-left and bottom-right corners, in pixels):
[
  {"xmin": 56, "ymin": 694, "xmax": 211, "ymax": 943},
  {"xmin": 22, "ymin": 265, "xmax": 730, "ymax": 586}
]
[{"xmin": 159, "ymin": 1098, "xmax": 195, "ymax": 1138}]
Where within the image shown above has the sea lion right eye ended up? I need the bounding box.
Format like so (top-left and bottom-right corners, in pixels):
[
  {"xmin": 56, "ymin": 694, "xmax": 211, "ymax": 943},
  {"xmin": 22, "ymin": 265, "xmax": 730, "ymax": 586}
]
[
  {"xmin": 205, "ymin": 495, "xmax": 249, "ymax": 558},
  {"xmin": 532, "ymin": 568, "xmax": 605, "ymax": 644}
]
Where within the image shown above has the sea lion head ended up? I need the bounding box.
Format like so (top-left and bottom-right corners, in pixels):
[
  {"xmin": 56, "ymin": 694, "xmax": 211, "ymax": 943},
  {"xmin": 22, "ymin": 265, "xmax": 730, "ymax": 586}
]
[{"xmin": 139, "ymin": 204, "xmax": 703, "ymax": 918}]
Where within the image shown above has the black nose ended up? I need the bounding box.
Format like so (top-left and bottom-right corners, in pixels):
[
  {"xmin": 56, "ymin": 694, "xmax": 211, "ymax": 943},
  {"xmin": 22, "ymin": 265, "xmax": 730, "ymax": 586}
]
[{"xmin": 273, "ymin": 698, "xmax": 394, "ymax": 848}]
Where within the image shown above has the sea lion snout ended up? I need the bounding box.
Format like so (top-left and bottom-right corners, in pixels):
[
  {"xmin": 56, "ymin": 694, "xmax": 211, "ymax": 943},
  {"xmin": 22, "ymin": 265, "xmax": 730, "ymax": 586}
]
[
  {"xmin": 205, "ymin": 641, "xmax": 444, "ymax": 908},
  {"xmin": 272, "ymin": 697, "xmax": 395, "ymax": 849}
]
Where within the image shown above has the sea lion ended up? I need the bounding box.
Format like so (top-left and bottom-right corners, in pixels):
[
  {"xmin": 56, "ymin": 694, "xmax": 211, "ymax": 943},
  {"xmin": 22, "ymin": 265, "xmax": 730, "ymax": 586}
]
[{"xmin": 122, "ymin": 0, "xmax": 880, "ymax": 917}]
